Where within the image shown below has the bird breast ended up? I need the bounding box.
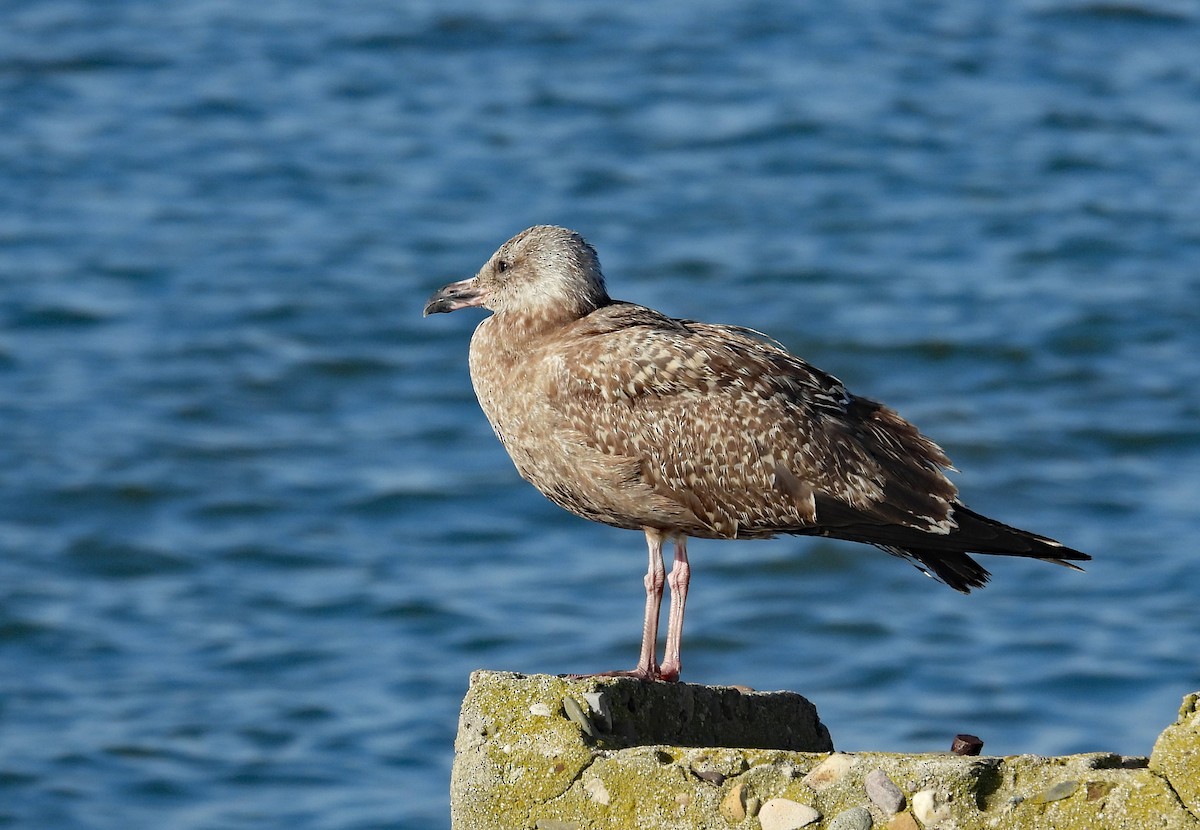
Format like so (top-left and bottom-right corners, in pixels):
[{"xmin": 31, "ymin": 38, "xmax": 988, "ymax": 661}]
[{"xmin": 467, "ymin": 315, "xmax": 697, "ymax": 533}]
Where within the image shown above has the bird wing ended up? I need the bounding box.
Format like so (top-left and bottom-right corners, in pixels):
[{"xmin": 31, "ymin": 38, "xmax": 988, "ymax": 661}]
[{"xmin": 544, "ymin": 303, "xmax": 959, "ymax": 540}]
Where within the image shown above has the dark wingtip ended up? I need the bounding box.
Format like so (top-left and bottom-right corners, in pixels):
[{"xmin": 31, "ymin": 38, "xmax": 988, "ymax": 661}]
[
  {"xmin": 881, "ymin": 546, "xmax": 992, "ymax": 593},
  {"xmin": 933, "ymin": 555, "xmax": 992, "ymax": 594}
]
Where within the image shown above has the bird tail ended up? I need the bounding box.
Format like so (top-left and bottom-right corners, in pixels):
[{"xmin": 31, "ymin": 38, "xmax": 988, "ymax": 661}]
[{"xmin": 877, "ymin": 504, "xmax": 1089, "ymax": 593}]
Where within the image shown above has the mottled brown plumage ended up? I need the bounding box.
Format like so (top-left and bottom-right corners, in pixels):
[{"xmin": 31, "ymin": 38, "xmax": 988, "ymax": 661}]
[{"xmin": 424, "ymin": 225, "xmax": 1090, "ymax": 681}]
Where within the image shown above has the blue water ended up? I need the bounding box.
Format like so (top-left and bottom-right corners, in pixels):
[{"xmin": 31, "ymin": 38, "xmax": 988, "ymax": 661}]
[{"xmin": 2, "ymin": 1, "xmax": 1199, "ymax": 827}]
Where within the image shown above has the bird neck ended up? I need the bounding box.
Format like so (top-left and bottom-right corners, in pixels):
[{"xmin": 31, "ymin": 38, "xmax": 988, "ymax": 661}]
[{"xmin": 492, "ymin": 297, "xmax": 607, "ymax": 339}]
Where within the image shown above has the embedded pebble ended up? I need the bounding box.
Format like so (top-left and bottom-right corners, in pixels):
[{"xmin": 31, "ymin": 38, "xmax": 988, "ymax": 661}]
[
  {"xmin": 828, "ymin": 805, "xmax": 873, "ymax": 830},
  {"xmin": 1033, "ymin": 780, "xmax": 1078, "ymax": 803},
  {"xmin": 758, "ymin": 798, "xmax": 821, "ymax": 830},
  {"xmin": 1086, "ymin": 781, "xmax": 1115, "ymax": 801},
  {"xmin": 911, "ymin": 789, "xmax": 951, "ymax": 826},
  {"xmin": 886, "ymin": 813, "xmax": 919, "ymax": 830},
  {"xmin": 582, "ymin": 775, "xmax": 610, "ymax": 805},
  {"xmin": 691, "ymin": 768, "xmax": 726, "ymax": 786},
  {"xmin": 865, "ymin": 769, "xmax": 905, "ymax": 815},
  {"xmin": 803, "ymin": 754, "xmax": 854, "ymax": 791},
  {"xmin": 720, "ymin": 782, "xmax": 748, "ymax": 822},
  {"xmin": 529, "ymin": 703, "xmax": 552, "ymax": 717},
  {"xmin": 535, "ymin": 821, "xmax": 578, "ymax": 830},
  {"xmin": 746, "ymin": 796, "xmax": 761, "ymax": 817},
  {"xmin": 562, "ymin": 697, "xmax": 595, "ymax": 737},
  {"xmin": 583, "ymin": 692, "xmax": 612, "ymax": 732},
  {"xmin": 674, "ymin": 792, "xmax": 691, "ymax": 816}
]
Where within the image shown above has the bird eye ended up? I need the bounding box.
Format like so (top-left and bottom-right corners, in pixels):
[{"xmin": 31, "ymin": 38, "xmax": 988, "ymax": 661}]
[{"xmin": 496, "ymin": 259, "xmax": 509, "ymax": 273}]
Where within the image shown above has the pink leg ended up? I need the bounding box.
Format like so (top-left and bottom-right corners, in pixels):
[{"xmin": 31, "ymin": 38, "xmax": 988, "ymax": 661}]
[
  {"xmin": 632, "ymin": 528, "xmax": 667, "ymax": 678},
  {"xmin": 658, "ymin": 536, "xmax": 690, "ymax": 682},
  {"xmin": 568, "ymin": 528, "xmax": 666, "ymax": 681}
]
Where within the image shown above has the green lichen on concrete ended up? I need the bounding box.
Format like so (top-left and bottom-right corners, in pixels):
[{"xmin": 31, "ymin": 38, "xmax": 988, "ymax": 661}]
[
  {"xmin": 531, "ymin": 752, "xmax": 1198, "ymax": 830},
  {"xmin": 991, "ymin": 752, "xmax": 1198, "ymax": 830},
  {"xmin": 452, "ymin": 672, "xmax": 598, "ymax": 824},
  {"xmin": 452, "ymin": 671, "xmax": 831, "ymax": 829},
  {"xmin": 1152, "ymin": 692, "xmax": 1200, "ymax": 819},
  {"xmin": 452, "ymin": 674, "xmax": 1200, "ymax": 830}
]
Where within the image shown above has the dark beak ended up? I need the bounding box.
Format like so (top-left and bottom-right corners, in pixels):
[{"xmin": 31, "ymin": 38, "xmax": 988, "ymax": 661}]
[{"xmin": 423, "ymin": 277, "xmax": 485, "ymax": 316}]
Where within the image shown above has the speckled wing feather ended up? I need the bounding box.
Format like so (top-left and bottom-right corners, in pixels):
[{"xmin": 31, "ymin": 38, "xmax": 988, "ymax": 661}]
[{"xmin": 545, "ymin": 302, "xmax": 959, "ymax": 542}]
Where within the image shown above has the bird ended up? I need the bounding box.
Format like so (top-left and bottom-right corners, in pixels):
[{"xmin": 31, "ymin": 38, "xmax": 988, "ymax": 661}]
[{"xmin": 423, "ymin": 225, "xmax": 1090, "ymax": 682}]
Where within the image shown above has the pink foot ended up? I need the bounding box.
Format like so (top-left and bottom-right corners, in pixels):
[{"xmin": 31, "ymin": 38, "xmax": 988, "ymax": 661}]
[
  {"xmin": 657, "ymin": 661, "xmax": 680, "ymax": 682},
  {"xmin": 563, "ymin": 667, "xmax": 678, "ymax": 682}
]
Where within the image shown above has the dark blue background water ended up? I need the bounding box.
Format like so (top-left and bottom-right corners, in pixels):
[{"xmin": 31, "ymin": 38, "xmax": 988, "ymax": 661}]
[{"xmin": 2, "ymin": 1, "xmax": 1198, "ymax": 827}]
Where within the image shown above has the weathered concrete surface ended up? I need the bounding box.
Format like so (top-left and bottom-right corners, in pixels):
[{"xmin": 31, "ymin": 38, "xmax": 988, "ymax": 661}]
[
  {"xmin": 451, "ymin": 670, "xmax": 831, "ymax": 828},
  {"xmin": 1151, "ymin": 691, "xmax": 1200, "ymax": 818},
  {"xmin": 451, "ymin": 672, "xmax": 1200, "ymax": 830}
]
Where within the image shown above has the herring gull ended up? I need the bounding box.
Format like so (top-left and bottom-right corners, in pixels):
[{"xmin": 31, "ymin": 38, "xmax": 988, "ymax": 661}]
[{"xmin": 424, "ymin": 225, "xmax": 1089, "ymax": 682}]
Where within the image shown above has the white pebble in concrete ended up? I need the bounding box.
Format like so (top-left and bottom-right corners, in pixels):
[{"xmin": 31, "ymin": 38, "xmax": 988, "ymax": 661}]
[
  {"xmin": 912, "ymin": 789, "xmax": 951, "ymax": 826},
  {"xmin": 582, "ymin": 775, "xmax": 610, "ymax": 806},
  {"xmin": 758, "ymin": 798, "xmax": 821, "ymax": 830},
  {"xmin": 803, "ymin": 754, "xmax": 854, "ymax": 791}
]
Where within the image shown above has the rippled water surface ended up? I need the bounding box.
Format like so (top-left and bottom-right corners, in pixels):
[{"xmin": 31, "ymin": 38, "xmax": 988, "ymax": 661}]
[{"xmin": 3, "ymin": 1, "xmax": 1199, "ymax": 827}]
